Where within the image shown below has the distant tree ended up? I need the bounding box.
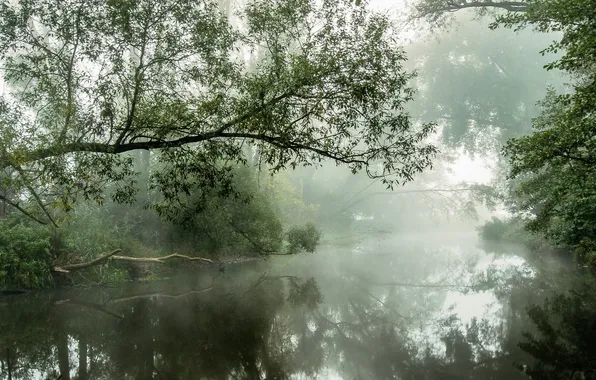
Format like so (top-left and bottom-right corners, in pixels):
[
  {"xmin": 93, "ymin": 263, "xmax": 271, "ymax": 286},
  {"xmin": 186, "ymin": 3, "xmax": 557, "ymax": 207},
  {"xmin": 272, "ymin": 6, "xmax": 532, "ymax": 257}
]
[
  {"xmin": 405, "ymin": 19, "xmax": 562, "ymax": 154},
  {"xmin": 0, "ymin": 0, "xmax": 436, "ymax": 225}
]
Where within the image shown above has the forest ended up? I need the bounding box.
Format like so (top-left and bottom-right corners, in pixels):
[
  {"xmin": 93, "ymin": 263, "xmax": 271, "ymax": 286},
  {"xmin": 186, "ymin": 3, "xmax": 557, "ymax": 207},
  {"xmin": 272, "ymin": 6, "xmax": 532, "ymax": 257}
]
[
  {"xmin": 0, "ymin": 0, "xmax": 592, "ymax": 288},
  {"xmin": 0, "ymin": 0, "xmax": 594, "ymax": 378}
]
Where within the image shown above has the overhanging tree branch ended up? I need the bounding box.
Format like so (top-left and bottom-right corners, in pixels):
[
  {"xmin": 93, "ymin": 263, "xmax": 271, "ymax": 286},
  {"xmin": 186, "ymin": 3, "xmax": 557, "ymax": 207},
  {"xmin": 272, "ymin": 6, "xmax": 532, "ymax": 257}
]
[
  {"xmin": 0, "ymin": 0, "xmax": 438, "ymax": 225},
  {"xmin": 411, "ymin": 0, "xmax": 529, "ymax": 25}
]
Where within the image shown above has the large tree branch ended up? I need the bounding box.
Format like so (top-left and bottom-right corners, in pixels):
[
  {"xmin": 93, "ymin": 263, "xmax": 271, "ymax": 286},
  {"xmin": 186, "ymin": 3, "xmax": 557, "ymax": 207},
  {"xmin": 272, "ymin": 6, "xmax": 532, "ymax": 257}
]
[
  {"xmin": 52, "ymin": 249, "xmax": 123, "ymax": 272},
  {"xmin": 414, "ymin": 0, "xmax": 529, "ymax": 20},
  {"xmin": 110, "ymin": 253, "xmax": 214, "ymax": 264},
  {"xmin": 52, "ymin": 250, "xmax": 214, "ymax": 274},
  {"xmin": 5, "ymin": 129, "xmax": 368, "ymax": 170},
  {"xmin": 2, "ymin": 91, "xmax": 298, "ymax": 169}
]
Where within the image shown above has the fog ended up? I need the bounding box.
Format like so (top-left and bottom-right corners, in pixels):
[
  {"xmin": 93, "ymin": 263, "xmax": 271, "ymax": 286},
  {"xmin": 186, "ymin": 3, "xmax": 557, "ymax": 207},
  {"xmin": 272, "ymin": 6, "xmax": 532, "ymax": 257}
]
[{"xmin": 0, "ymin": 0, "xmax": 594, "ymax": 379}]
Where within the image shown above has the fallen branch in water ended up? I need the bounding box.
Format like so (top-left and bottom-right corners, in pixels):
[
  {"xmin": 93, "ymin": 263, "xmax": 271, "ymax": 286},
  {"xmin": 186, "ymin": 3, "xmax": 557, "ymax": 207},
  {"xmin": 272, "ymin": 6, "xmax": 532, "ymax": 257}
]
[
  {"xmin": 52, "ymin": 251, "xmax": 214, "ymax": 273},
  {"xmin": 110, "ymin": 253, "xmax": 214, "ymax": 264},
  {"xmin": 52, "ymin": 249, "xmax": 122, "ymax": 273}
]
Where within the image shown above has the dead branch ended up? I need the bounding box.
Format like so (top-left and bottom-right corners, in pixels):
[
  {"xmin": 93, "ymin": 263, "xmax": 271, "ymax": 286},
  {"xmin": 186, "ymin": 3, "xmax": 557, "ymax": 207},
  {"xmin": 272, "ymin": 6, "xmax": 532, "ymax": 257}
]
[
  {"xmin": 110, "ymin": 253, "xmax": 214, "ymax": 264},
  {"xmin": 52, "ymin": 251, "xmax": 214, "ymax": 274},
  {"xmin": 52, "ymin": 249, "xmax": 122, "ymax": 273}
]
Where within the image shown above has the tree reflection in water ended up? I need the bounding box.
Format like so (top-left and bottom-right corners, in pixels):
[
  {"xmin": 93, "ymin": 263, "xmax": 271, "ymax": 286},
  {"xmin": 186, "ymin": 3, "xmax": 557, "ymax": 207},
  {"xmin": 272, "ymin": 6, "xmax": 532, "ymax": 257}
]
[{"xmin": 0, "ymin": 249, "xmax": 595, "ymax": 380}]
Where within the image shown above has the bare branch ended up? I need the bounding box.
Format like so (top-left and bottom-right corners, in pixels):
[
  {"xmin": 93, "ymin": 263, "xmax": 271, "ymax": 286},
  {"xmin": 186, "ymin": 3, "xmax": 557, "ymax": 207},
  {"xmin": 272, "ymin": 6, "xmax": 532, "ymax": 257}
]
[
  {"xmin": 110, "ymin": 253, "xmax": 214, "ymax": 264},
  {"xmin": 52, "ymin": 249, "xmax": 123, "ymax": 272}
]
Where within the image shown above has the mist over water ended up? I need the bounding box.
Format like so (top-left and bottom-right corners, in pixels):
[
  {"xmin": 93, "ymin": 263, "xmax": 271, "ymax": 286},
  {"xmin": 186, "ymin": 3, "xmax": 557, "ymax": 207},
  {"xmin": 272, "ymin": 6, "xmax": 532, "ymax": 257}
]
[
  {"xmin": 1, "ymin": 221, "xmax": 585, "ymax": 379},
  {"xmin": 1, "ymin": 0, "xmax": 594, "ymax": 378}
]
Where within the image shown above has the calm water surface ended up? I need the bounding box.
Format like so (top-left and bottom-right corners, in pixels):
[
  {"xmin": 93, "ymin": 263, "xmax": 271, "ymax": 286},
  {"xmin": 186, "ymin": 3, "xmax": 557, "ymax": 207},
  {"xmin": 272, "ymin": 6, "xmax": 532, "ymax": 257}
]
[{"xmin": 1, "ymin": 232, "xmax": 594, "ymax": 379}]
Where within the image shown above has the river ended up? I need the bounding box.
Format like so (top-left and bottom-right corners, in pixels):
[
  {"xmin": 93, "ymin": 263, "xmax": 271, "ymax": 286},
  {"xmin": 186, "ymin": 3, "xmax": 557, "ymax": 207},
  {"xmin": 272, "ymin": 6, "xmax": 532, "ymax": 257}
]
[{"xmin": 1, "ymin": 230, "xmax": 594, "ymax": 379}]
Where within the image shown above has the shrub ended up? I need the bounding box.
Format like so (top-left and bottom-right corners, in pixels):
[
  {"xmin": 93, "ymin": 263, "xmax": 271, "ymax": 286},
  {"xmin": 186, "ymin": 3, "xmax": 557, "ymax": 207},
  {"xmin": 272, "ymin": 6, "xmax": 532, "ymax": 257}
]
[
  {"xmin": 162, "ymin": 166, "xmax": 285, "ymax": 257},
  {"xmin": 0, "ymin": 220, "xmax": 53, "ymax": 289},
  {"xmin": 287, "ymin": 222, "xmax": 322, "ymax": 254},
  {"xmin": 479, "ymin": 217, "xmax": 508, "ymax": 241},
  {"xmin": 478, "ymin": 216, "xmax": 556, "ymax": 253}
]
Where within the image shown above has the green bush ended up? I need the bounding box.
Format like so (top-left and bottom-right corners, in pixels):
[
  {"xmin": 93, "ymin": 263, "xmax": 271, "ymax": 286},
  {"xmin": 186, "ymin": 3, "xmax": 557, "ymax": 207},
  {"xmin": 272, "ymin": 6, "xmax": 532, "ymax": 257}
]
[
  {"xmin": 287, "ymin": 222, "xmax": 322, "ymax": 254},
  {"xmin": 53, "ymin": 204, "xmax": 148, "ymax": 284},
  {"xmin": 0, "ymin": 220, "xmax": 53, "ymax": 289},
  {"xmin": 479, "ymin": 217, "xmax": 508, "ymax": 241},
  {"xmin": 161, "ymin": 166, "xmax": 285, "ymax": 257},
  {"xmin": 478, "ymin": 216, "xmax": 555, "ymax": 253}
]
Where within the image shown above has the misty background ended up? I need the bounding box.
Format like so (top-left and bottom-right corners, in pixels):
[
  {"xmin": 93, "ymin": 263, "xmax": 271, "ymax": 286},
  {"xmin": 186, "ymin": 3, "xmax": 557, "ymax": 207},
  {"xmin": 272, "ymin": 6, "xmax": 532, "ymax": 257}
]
[{"xmin": 0, "ymin": 0, "xmax": 594, "ymax": 379}]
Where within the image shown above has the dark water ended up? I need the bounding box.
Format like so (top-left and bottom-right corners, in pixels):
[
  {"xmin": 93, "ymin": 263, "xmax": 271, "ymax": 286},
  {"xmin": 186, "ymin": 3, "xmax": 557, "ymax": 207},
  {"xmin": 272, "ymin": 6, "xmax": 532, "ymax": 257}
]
[{"xmin": 1, "ymin": 232, "xmax": 595, "ymax": 379}]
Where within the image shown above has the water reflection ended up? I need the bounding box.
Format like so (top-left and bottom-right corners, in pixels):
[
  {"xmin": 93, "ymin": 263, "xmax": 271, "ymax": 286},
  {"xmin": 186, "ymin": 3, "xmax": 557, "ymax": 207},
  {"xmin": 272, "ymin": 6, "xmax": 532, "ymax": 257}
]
[{"xmin": 0, "ymin": 235, "xmax": 593, "ymax": 379}]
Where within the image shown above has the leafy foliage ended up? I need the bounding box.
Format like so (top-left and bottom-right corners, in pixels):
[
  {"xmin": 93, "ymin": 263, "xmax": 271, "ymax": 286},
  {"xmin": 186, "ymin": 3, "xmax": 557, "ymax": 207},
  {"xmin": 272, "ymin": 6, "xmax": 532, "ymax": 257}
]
[
  {"xmin": 491, "ymin": 0, "xmax": 596, "ymax": 264},
  {"xmin": 0, "ymin": 0, "xmax": 436, "ymax": 224},
  {"xmin": 163, "ymin": 166, "xmax": 285, "ymax": 257},
  {"xmin": 0, "ymin": 218, "xmax": 53, "ymax": 289},
  {"xmin": 287, "ymin": 222, "xmax": 322, "ymax": 254},
  {"xmin": 479, "ymin": 216, "xmax": 556, "ymax": 252},
  {"xmin": 518, "ymin": 282, "xmax": 596, "ymax": 378}
]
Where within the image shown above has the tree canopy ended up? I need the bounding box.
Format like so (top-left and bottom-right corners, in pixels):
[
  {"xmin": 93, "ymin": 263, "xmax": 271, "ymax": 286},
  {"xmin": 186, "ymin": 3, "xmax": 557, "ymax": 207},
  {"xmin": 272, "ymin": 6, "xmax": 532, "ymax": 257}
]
[
  {"xmin": 495, "ymin": 0, "xmax": 596, "ymax": 261},
  {"xmin": 0, "ymin": 0, "xmax": 436, "ymax": 224}
]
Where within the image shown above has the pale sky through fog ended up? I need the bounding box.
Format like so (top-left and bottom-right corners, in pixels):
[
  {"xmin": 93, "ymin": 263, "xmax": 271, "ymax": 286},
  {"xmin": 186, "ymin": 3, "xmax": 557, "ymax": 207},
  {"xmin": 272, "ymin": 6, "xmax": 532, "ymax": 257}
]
[{"xmin": 366, "ymin": 0, "xmax": 496, "ymax": 185}]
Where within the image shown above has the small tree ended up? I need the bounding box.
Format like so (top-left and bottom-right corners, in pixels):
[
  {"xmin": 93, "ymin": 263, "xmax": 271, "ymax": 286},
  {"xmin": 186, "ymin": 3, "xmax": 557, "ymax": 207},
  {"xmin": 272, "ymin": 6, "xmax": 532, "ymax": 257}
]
[{"xmin": 287, "ymin": 222, "xmax": 322, "ymax": 254}]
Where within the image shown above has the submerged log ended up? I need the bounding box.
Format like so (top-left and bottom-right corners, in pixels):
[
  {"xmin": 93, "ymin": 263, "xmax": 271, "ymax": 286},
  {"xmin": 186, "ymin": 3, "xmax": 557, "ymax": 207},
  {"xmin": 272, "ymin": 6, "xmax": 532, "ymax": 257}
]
[{"xmin": 52, "ymin": 250, "xmax": 214, "ymax": 274}]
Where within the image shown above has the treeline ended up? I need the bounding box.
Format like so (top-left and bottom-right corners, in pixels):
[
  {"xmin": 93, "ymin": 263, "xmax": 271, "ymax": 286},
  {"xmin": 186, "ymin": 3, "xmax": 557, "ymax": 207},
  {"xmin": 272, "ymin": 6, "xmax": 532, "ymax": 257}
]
[
  {"xmin": 473, "ymin": 0, "xmax": 596, "ymax": 265},
  {"xmin": 0, "ymin": 165, "xmax": 321, "ymax": 289}
]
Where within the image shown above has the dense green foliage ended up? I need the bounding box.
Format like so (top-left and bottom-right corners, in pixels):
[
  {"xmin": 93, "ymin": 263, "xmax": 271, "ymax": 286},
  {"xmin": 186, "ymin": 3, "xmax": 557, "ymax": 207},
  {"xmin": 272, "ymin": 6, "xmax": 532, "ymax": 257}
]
[
  {"xmin": 479, "ymin": 216, "xmax": 555, "ymax": 252},
  {"xmin": 0, "ymin": 0, "xmax": 436, "ymax": 226},
  {"xmin": 286, "ymin": 222, "xmax": 322, "ymax": 254},
  {"xmin": 161, "ymin": 166, "xmax": 284, "ymax": 257},
  {"xmin": 0, "ymin": 219, "xmax": 53, "ymax": 289},
  {"xmin": 0, "ymin": 164, "xmax": 324, "ymax": 288},
  {"xmin": 492, "ymin": 0, "xmax": 596, "ymax": 264}
]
